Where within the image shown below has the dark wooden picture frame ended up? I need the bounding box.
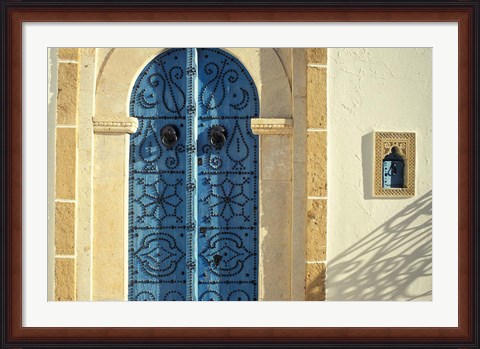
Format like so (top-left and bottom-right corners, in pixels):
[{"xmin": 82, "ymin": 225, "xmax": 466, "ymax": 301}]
[{"xmin": 1, "ymin": 1, "xmax": 478, "ymax": 347}]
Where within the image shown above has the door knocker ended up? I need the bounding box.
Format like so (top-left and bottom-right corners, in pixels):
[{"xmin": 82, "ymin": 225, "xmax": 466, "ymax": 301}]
[
  {"xmin": 160, "ymin": 125, "xmax": 180, "ymax": 149},
  {"xmin": 209, "ymin": 125, "xmax": 227, "ymax": 150}
]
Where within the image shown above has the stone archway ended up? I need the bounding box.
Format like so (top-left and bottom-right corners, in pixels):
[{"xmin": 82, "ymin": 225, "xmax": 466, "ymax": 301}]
[{"xmin": 91, "ymin": 47, "xmax": 294, "ymax": 300}]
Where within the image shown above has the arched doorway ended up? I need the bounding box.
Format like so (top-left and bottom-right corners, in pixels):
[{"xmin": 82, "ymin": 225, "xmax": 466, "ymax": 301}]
[{"xmin": 128, "ymin": 48, "xmax": 259, "ymax": 301}]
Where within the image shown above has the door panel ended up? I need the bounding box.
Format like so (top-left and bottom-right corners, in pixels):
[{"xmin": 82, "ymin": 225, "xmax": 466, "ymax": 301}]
[
  {"xmin": 129, "ymin": 49, "xmax": 188, "ymax": 301},
  {"xmin": 129, "ymin": 48, "xmax": 258, "ymax": 301},
  {"xmin": 196, "ymin": 120, "xmax": 258, "ymax": 300}
]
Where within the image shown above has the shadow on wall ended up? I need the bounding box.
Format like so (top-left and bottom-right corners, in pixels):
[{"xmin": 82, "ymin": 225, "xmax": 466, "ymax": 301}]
[{"xmin": 327, "ymin": 191, "xmax": 432, "ymax": 301}]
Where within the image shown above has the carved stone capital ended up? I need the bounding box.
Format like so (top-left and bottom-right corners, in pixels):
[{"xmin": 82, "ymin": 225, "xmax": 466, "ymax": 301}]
[
  {"xmin": 93, "ymin": 117, "xmax": 138, "ymax": 134},
  {"xmin": 250, "ymin": 118, "xmax": 293, "ymax": 135}
]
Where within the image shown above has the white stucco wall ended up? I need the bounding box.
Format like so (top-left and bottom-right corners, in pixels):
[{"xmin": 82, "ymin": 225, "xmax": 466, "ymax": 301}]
[{"xmin": 326, "ymin": 48, "xmax": 432, "ymax": 301}]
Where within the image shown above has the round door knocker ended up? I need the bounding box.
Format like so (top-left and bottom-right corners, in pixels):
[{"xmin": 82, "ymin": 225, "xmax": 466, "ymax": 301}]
[
  {"xmin": 160, "ymin": 125, "xmax": 180, "ymax": 149},
  {"xmin": 209, "ymin": 125, "xmax": 227, "ymax": 150}
]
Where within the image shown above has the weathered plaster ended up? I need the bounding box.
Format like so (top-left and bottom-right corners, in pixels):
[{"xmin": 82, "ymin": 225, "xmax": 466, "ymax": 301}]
[{"xmin": 327, "ymin": 48, "xmax": 432, "ymax": 301}]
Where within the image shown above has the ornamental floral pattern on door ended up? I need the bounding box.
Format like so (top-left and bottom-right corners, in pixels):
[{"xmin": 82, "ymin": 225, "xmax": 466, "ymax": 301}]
[{"xmin": 128, "ymin": 48, "xmax": 259, "ymax": 301}]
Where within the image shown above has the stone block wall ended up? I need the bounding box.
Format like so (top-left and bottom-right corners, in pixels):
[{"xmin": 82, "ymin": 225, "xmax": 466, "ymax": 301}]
[
  {"xmin": 49, "ymin": 47, "xmax": 329, "ymax": 301},
  {"xmin": 305, "ymin": 48, "xmax": 328, "ymax": 300},
  {"xmin": 54, "ymin": 48, "xmax": 80, "ymax": 300}
]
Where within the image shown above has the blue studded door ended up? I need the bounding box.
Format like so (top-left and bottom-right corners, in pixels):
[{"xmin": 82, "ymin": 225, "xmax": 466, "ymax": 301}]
[{"xmin": 128, "ymin": 48, "xmax": 259, "ymax": 301}]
